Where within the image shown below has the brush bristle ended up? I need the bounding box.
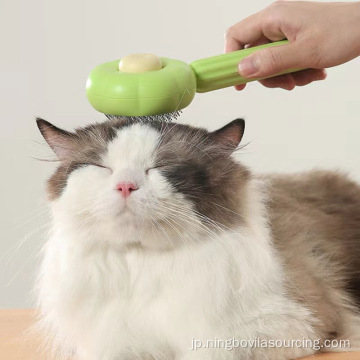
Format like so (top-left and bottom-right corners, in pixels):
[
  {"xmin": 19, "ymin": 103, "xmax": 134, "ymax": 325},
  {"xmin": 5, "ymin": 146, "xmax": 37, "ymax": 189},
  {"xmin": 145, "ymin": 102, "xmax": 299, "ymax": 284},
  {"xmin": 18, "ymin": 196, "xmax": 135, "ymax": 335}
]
[{"xmin": 105, "ymin": 111, "xmax": 181, "ymax": 123}]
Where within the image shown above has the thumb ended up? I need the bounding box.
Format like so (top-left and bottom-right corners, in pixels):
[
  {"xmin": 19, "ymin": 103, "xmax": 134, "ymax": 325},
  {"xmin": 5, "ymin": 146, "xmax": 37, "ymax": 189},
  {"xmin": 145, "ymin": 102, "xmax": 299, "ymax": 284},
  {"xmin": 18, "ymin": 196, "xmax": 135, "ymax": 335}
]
[{"xmin": 238, "ymin": 43, "xmax": 303, "ymax": 78}]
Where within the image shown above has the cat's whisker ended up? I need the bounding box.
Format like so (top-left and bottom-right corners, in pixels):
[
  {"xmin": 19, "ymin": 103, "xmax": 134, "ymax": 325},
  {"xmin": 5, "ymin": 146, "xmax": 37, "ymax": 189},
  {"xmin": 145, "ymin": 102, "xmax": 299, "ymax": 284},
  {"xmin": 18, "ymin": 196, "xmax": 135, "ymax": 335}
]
[
  {"xmin": 149, "ymin": 215, "xmax": 176, "ymax": 249},
  {"xmin": 14, "ymin": 208, "xmax": 50, "ymax": 230},
  {"xmin": 6, "ymin": 242, "xmax": 44, "ymax": 287},
  {"xmin": 155, "ymin": 201, "xmax": 231, "ymax": 235},
  {"xmin": 151, "ymin": 207, "xmax": 223, "ymax": 249},
  {"xmin": 153, "ymin": 204, "xmax": 218, "ymax": 239},
  {"xmin": 1, "ymin": 222, "xmax": 50, "ymax": 271}
]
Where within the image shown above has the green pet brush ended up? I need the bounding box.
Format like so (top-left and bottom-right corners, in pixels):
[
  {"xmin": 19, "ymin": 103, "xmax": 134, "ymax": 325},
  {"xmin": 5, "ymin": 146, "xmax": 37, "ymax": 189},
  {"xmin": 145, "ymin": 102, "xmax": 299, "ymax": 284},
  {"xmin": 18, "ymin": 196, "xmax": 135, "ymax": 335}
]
[{"xmin": 86, "ymin": 40, "xmax": 296, "ymax": 121}]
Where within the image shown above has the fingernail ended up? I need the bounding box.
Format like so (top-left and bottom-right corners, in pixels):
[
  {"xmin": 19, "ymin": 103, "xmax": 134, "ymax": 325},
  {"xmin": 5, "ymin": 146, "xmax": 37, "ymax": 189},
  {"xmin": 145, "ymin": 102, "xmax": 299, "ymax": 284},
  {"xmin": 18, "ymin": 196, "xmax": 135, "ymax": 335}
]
[{"xmin": 238, "ymin": 57, "xmax": 258, "ymax": 77}]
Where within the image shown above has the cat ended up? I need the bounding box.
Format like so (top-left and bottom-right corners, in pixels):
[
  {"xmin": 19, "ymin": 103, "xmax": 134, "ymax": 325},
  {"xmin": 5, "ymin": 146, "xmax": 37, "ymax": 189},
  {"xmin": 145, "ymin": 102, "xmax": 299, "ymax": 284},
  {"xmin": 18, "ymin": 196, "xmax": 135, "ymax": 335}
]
[{"xmin": 35, "ymin": 117, "xmax": 360, "ymax": 360}]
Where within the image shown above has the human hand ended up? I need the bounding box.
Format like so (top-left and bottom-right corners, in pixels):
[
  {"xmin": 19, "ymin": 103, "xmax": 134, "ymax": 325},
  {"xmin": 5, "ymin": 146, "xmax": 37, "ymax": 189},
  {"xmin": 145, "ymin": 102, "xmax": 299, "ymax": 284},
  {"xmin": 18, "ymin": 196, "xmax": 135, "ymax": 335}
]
[{"xmin": 225, "ymin": 1, "xmax": 360, "ymax": 90}]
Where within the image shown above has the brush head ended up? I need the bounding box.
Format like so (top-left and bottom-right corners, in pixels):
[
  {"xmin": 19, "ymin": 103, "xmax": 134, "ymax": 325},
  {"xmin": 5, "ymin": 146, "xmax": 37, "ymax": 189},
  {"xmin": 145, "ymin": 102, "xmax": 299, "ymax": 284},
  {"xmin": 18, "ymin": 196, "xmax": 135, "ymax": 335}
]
[
  {"xmin": 86, "ymin": 54, "xmax": 196, "ymax": 120},
  {"xmin": 105, "ymin": 111, "xmax": 182, "ymax": 123}
]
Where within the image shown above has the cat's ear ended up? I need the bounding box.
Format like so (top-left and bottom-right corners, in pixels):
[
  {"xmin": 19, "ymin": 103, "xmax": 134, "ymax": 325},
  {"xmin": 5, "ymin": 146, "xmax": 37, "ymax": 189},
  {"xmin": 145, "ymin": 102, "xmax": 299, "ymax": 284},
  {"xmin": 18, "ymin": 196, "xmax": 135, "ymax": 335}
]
[
  {"xmin": 211, "ymin": 119, "xmax": 245, "ymax": 152},
  {"xmin": 36, "ymin": 118, "xmax": 76, "ymax": 160}
]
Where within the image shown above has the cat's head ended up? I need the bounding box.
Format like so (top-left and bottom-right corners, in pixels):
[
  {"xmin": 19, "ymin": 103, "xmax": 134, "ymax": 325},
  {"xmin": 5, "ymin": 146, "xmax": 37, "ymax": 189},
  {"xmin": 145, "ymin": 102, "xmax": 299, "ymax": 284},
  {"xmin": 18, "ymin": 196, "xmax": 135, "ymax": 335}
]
[{"xmin": 37, "ymin": 118, "xmax": 250, "ymax": 250}]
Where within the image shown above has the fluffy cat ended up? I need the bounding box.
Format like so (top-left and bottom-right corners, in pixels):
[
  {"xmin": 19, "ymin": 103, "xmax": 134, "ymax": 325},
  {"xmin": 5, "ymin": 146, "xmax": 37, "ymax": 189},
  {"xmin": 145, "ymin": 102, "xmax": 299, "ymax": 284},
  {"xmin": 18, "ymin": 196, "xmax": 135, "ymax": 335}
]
[{"xmin": 35, "ymin": 117, "xmax": 360, "ymax": 360}]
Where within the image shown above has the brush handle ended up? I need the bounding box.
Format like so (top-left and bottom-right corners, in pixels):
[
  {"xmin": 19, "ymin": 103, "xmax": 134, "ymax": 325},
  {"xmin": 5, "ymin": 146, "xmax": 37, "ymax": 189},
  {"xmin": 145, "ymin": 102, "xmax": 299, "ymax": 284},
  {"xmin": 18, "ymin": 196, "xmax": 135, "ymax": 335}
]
[{"xmin": 190, "ymin": 40, "xmax": 300, "ymax": 93}]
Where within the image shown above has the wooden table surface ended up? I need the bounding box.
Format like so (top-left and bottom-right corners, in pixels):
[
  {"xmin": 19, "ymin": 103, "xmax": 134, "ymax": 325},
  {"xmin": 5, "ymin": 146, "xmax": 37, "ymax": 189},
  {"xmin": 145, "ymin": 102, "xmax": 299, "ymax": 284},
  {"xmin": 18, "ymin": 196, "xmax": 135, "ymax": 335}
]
[{"xmin": 1, "ymin": 309, "xmax": 359, "ymax": 360}]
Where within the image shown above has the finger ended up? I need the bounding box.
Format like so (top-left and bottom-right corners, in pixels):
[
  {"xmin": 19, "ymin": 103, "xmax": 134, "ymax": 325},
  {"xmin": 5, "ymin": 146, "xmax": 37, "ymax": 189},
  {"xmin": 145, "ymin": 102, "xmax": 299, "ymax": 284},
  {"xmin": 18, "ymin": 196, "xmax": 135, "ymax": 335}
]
[
  {"xmin": 246, "ymin": 36, "xmax": 271, "ymax": 49},
  {"xmin": 225, "ymin": 12, "xmax": 266, "ymax": 52},
  {"xmin": 290, "ymin": 68, "xmax": 327, "ymax": 86},
  {"xmin": 238, "ymin": 42, "xmax": 307, "ymax": 78},
  {"xmin": 234, "ymin": 84, "xmax": 247, "ymax": 91},
  {"xmin": 259, "ymin": 69, "xmax": 327, "ymax": 89},
  {"xmin": 225, "ymin": 6, "xmax": 289, "ymax": 53},
  {"xmin": 259, "ymin": 74, "xmax": 296, "ymax": 90},
  {"xmin": 224, "ymin": 36, "xmax": 244, "ymax": 53}
]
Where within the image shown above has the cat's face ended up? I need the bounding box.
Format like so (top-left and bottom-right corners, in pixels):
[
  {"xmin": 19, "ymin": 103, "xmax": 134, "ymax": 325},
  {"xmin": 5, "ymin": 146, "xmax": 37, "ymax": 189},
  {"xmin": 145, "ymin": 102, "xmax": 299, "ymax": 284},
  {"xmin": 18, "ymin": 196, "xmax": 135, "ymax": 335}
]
[{"xmin": 37, "ymin": 118, "xmax": 249, "ymax": 249}]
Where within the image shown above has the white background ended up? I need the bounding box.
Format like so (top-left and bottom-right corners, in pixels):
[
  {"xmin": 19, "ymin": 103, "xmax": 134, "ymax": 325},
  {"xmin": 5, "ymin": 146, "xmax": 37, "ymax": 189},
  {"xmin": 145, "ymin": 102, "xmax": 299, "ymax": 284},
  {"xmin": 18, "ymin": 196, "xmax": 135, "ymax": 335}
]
[{"xmin": 1, "ymin": 0, "xmax": 359, "ymax": 307}]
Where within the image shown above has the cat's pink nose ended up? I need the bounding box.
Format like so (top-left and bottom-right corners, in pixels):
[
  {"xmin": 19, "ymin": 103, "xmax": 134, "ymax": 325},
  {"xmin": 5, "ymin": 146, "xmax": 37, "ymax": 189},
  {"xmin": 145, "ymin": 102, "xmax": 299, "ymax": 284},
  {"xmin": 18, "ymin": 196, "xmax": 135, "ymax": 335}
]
[{"xmin": 115, "ymin": 182, "xmax": 139, "ymax": 198}]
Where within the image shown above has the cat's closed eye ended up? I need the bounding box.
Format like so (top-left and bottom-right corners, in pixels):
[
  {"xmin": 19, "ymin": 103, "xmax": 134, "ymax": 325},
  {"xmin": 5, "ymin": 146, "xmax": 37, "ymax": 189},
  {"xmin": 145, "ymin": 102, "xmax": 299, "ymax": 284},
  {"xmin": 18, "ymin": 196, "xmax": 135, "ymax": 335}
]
[
  {"xmin": 77, "ymin": 162, "xmax": 112, "ymax": 172},
  {"xmin": 145, "ymin": 164, "xmax": 169, "ymax": 174}
]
